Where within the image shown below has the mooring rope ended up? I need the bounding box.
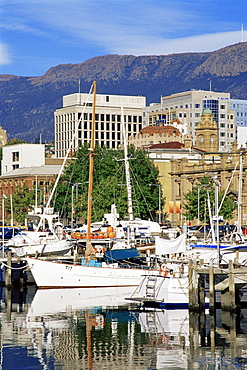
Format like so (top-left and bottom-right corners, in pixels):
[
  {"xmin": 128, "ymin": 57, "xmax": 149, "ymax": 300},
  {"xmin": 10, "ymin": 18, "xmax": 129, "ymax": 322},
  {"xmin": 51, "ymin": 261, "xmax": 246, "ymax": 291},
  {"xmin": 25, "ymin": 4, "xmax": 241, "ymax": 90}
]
[{"xmin": 1, "ymin": 262, "xmax": 28, "ymax": 270}]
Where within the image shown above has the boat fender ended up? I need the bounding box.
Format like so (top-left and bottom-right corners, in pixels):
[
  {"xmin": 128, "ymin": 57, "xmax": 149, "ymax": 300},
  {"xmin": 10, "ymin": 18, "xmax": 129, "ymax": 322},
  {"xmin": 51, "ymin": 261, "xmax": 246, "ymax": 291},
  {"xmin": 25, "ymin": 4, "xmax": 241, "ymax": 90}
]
[{"xmin": 159, "ymin": 264, "xmax": 169, "ymax": 277}]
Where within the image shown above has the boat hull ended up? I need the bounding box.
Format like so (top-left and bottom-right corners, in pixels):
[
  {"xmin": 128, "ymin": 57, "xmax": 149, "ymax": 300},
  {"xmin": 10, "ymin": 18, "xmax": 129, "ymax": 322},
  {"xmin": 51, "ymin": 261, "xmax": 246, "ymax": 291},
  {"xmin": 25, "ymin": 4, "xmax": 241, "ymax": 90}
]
[
  {"xmin": 128, "ymin": 274, "xmax": 189, "ymax": 308},
  {"xmin": 27, "ymin": 257, "xmax": 156, "ymax": 288}
]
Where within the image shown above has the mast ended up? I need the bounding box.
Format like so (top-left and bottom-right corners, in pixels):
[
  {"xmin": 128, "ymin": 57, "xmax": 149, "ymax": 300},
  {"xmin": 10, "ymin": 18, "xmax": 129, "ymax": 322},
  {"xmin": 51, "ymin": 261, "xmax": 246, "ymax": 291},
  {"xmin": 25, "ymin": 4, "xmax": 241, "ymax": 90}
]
[
  {"xmin": 85, "ymin": 81, "xmax": 97, "ymax": 260},
  {"xmin": 121, "ymin": 107, "xmax": 134, "ymax": 221},
  {"xmin": 237, "ymin": 152, "xmax": 243, "ymax": 234}
]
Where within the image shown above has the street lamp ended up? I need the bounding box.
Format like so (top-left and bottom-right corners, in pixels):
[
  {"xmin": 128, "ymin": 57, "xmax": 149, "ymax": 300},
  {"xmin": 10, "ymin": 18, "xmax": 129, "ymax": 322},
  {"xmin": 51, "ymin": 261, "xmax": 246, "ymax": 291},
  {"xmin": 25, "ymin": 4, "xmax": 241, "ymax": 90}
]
[
  {"xmin": 197, "ymin": 185, "xmax": 209, "ymax": 225},
  {"xmin": 149, "ymin": 184, "xmax": 162, "ymax": 224}
]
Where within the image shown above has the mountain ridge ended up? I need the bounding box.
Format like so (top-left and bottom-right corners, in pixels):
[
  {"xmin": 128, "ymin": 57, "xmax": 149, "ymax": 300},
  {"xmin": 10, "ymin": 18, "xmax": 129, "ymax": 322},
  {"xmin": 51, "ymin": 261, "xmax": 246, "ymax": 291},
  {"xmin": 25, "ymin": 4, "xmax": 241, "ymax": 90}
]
[{"xmin": 0, "ymin": 42, "xmax": 246, "ymax": 142}]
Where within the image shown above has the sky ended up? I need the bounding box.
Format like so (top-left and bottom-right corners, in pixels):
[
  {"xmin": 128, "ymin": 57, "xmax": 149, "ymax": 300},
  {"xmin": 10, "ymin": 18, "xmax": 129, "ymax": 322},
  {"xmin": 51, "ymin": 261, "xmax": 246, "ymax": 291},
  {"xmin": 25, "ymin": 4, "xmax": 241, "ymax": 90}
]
[{"xmin": 0, "ymin": 0, "xmax": 247, "ymax": 77}]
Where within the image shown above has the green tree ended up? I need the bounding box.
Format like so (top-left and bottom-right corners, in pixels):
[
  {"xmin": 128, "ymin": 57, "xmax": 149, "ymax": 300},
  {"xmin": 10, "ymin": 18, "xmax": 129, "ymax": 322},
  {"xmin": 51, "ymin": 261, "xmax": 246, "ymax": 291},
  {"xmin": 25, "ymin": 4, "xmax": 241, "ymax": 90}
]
[
  {"xmin": 183, "ymin": 177, "xmax": 237, "ymax": 223},
  {"xmin": 6, "ymin": 139, "xmax": 25, "ymax": 145},
  {"xmin": 5, "ymin": 185, "xmax": 34, "ymax": 224},
  {"xmin": 53, "ymin": 144, "xmax": 164, "ymax": 224}
]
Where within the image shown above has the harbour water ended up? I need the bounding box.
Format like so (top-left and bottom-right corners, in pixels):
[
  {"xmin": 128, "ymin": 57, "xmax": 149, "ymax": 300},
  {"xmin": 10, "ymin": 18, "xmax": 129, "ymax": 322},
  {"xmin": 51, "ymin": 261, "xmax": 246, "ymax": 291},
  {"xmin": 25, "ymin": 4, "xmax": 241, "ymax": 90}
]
[{"xmin": 1, "ymin": 285, "xmax": 247, "ymax": 369}]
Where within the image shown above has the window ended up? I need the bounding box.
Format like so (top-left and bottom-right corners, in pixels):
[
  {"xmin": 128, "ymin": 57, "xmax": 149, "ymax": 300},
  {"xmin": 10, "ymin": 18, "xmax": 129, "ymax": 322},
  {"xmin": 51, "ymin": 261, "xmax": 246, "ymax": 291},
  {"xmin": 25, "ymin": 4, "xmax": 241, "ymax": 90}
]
[
  {"xmin": 12, "ymin": 152, "xmax": 19, "ymax": 162},
  {"xmin": 195, "ymin": 104, "xmax": 200, "ymax": 108},
  {"xmin": 106, "ymin": 96, "xmax": 109, "ymax": 102},
  {"xmin": 220, "ymin": 105, "xmax": 225, "ymax": 109}
]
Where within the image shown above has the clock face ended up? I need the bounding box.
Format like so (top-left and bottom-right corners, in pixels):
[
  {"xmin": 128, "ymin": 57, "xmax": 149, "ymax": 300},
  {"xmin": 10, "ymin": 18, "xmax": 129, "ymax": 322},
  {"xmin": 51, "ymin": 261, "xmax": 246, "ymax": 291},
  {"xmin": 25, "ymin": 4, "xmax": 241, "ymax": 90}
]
[
  {"xmin": 199, "ymin": 136, "xmax": 204, "ymax": 142},
  {"xmin": 210, "ymin": 136, "xmax": 214, "ymax": 142}
]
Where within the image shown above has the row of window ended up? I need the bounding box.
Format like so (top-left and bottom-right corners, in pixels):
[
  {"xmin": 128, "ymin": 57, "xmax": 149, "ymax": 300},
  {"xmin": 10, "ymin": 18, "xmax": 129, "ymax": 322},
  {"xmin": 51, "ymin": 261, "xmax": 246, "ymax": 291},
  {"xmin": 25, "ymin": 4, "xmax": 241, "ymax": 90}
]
[{"xmin": 56, "ymin": 113, "xmax": 143, "ymax": 124}]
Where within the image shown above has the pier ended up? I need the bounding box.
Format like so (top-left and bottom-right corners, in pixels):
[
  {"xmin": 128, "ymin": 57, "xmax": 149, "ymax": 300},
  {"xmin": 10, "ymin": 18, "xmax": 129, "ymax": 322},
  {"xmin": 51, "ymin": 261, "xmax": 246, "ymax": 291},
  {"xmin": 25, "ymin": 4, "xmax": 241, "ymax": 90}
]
[
  {"xmin": 188, "ymin": 259, "xmax": 247, "ymax": 312},
  {"xmin": 0, "ymin": 252, "xmax": 29, "ymax": 288}
]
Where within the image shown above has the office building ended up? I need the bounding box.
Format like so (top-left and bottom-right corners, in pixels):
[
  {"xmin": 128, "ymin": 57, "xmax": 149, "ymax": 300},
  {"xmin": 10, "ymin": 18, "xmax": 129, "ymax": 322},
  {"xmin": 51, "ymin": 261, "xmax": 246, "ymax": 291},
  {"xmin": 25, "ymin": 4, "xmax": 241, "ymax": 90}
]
[
  {"xmin": 143, "ymin": 90, "xmax": 236, "ymax": 151},
  {"xmin": 54, "ymin": 93, "xmax": 146, "ymax": 158},
  {"xmin": 230, "ymin": 98, "xmax": 247, "ymax": 146}
]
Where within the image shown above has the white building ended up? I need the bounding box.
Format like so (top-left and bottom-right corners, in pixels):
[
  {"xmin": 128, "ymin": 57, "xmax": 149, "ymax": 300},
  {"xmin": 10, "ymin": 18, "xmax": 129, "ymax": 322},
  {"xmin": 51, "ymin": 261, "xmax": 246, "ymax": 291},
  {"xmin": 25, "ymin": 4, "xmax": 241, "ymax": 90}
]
[
  {"xmin": 1, "ymin": 143, "xmax": 45, "ymax": 175},
  {"xmin": 143, "ymin": 90, "xmax": 236, "ymax": 151},
  {"xmin": 230, "ymin": 98, "xmax": 247, "ymax": 147},
  {"xmin": 54, "ymin": 93, "xmax": 146, "ymax": 158}
]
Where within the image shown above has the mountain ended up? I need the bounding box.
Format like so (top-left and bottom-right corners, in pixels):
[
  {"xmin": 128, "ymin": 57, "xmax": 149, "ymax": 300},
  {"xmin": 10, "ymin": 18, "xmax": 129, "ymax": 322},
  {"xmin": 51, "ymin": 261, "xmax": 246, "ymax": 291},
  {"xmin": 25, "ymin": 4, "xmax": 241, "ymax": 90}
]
[{"xmin": 0, "ymin": 42, "xmax": 247, "ymax": 143}]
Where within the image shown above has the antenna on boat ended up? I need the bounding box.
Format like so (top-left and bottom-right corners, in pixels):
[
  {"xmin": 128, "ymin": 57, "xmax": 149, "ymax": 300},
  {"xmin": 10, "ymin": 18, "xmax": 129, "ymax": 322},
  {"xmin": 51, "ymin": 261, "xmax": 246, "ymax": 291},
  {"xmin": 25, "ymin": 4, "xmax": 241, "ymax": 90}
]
[{"xmin": 85, "ymin": 81, "xmax": 97, "ymax": 262}]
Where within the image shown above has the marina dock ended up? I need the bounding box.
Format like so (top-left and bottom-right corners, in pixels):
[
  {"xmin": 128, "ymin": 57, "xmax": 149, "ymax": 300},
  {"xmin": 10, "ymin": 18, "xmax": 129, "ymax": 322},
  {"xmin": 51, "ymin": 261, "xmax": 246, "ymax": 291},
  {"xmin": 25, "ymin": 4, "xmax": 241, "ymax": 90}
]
[{"xmin": 188, "ymin": 259, "xmax": 247, "ymax": 312}]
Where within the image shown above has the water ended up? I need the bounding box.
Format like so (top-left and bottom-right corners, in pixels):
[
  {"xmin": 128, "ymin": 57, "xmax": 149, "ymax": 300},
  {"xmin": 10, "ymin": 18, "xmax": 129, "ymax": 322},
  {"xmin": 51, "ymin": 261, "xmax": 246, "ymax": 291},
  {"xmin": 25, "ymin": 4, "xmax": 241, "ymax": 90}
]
[{"xmin": 1, "ymin": 286, "xmax": 247, "ymax": 369}]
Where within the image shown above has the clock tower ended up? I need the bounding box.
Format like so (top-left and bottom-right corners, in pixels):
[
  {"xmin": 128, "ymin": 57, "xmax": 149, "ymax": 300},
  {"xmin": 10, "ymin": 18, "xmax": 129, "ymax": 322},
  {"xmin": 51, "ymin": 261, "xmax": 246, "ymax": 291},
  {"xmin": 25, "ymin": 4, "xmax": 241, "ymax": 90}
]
[{"xmin": 195, "ymin": 108, "xmax": 218, "ymax": 152}]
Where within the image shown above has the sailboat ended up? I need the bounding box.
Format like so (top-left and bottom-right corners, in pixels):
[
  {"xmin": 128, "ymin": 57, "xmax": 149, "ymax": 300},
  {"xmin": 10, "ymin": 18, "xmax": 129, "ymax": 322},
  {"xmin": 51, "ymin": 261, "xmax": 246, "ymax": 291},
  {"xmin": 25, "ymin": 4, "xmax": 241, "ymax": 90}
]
[
  {"xmin": 27, "ymin": 81, "xmax": 159, "ymax": 288},
  {"xmin": 6, "ymin": 206, "xmax": 74, "ymax": 257}
]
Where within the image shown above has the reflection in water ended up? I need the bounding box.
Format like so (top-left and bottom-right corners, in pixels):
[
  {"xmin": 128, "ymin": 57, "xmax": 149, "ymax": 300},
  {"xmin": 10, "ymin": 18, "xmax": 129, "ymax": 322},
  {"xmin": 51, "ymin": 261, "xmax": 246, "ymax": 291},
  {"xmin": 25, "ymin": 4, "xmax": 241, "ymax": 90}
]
[{"xmin": 1, "ymin": 286, "xmax": 247, "ymax": 369}]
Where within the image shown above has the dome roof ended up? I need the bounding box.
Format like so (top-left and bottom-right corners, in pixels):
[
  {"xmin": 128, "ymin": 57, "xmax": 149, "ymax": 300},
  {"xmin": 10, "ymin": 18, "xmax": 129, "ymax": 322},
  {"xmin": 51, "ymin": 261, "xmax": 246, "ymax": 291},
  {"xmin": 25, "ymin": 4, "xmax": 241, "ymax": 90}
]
[
  {"xmin": 202, "ymin": 108, "xmax": 212, "ymax": 114},
  {"xmin": 139, "ymin": 125, "xmax": 181, "ymax": 136}
]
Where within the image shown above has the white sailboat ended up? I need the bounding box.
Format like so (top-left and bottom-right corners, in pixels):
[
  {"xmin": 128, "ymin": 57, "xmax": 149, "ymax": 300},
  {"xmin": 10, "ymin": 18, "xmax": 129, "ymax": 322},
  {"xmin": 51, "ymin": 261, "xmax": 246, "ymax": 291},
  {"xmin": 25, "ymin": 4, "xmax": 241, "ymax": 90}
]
[
  {"xmin": 6, "ymin": 206, "xmax": 73, "ymax": 257},
  {"xmin": 27, "ymin": 81, "xmax": 159, "ymax": 288}
]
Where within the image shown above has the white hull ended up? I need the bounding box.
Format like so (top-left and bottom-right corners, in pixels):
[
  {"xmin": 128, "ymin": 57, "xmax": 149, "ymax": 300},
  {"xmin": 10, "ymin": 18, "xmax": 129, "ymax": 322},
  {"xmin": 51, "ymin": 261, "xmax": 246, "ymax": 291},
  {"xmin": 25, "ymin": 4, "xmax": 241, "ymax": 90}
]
[
  {"xmin": 9, "ymin": 239, "xmax": 73, "ymax": 257},
  {"xmin": 27, "ymin": 257, "xmax": 157, "ymax": 288},
  {"xmin": 129, "ymin": 274, "xmax": 189, "ymax": 308}
]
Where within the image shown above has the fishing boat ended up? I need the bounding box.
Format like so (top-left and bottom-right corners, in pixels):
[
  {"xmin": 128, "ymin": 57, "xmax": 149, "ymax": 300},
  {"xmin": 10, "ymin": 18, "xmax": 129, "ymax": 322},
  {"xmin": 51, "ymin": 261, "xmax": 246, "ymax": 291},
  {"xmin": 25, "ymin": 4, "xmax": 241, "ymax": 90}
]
[{"xmin": 27, "ymin": 81, "xmax": 160, "ymax": 288}]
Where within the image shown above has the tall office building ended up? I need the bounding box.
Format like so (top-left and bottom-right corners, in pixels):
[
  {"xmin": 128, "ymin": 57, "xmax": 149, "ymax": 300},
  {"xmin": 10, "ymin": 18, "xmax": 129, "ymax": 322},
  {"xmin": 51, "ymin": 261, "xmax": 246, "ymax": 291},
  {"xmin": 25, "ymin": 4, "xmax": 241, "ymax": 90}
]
[
  {"xmin": 230, "ymin": 98, "xmax": 247, "ymax": 146},
  {"xmin": 54, "ymin": 93, "xmax": 146, "ymax": 158},
  {"xmin": 143, "ymin": 90, "xmax": 236, "ymax": 151}
]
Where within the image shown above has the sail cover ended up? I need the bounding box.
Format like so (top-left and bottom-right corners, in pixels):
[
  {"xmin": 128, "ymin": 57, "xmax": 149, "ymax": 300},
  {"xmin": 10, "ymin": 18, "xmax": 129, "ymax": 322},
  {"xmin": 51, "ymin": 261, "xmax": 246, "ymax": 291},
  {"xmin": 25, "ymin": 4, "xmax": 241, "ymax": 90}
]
[{"xmin": 155, "ymin": 234, "xmax": 186, "ymax": 256}]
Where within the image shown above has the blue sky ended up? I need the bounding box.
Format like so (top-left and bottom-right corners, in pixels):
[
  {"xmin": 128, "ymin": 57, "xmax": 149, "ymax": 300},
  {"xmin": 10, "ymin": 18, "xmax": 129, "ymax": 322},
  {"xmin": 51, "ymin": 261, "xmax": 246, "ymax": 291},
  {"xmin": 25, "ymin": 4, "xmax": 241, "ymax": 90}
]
[{"xmin": 0, "ymin": 0, "xmax": 246, "ymax": 77}]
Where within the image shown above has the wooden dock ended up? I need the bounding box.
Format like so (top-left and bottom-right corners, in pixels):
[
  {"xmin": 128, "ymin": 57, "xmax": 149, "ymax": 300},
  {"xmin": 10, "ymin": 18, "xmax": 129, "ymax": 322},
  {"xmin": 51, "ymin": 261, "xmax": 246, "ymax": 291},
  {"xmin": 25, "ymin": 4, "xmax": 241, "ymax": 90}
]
[{"xmin": 188, "ymin": 259, "xmax": 247, "ymax": 312}]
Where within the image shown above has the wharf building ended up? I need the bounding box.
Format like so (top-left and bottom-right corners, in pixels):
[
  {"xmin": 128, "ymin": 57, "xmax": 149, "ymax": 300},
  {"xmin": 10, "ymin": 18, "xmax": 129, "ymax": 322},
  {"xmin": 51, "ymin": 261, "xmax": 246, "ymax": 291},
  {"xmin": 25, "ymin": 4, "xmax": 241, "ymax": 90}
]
[
  {"xmin": 0, "ymin": 143, "xmax": 63, "ymax": 200},
  {"xmin": 143, "ymin": 90, "xmax": 236, "ymax": 152},
  {"xmin": 54, "ymin": 93, "xmax": 146, "ymax": 158}
]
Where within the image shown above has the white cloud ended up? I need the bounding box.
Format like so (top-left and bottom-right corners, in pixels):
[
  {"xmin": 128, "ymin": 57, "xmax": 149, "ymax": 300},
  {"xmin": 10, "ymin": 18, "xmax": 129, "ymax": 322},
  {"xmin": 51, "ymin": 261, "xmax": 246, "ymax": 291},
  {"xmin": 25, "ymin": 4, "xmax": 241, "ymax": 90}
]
[
  {"xmin": 0, "ymin": 43, "xmax": 12, "ymax": 65},
  {"xmin": 115, "ymin": 30, "xmax": 247, "ymax": 56}
]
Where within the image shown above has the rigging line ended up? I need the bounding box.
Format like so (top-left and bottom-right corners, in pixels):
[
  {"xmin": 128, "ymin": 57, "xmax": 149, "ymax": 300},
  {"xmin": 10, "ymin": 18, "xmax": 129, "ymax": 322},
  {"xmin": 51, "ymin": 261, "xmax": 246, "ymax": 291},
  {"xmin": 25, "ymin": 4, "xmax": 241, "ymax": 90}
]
[
  {"xmin": 35, "ymin": 83, "xmax": 94, "ymax": 236},
  {"xmin": 218, "ymin": 161, "xmax": 239, "ymax": 213},
  {"xmin": 129, "ymin": 166, "xmax": 155, "ymax": 221}
]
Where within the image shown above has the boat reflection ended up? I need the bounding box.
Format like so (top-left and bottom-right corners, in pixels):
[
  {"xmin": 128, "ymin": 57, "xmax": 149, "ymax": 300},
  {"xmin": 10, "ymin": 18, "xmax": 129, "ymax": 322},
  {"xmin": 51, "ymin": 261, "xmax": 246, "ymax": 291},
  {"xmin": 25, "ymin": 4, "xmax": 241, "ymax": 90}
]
[{"xmin": 1, "ymin": 286, "xmax": 247, "ymax": 369}]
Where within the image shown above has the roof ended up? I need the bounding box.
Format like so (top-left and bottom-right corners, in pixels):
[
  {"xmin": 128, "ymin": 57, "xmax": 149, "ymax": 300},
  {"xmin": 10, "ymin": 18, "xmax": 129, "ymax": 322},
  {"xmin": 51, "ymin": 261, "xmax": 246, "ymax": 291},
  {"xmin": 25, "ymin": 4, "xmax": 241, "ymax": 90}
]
[
  {"xmin": 202, "ymin": 108, "xmax": 212, "ymax": 114},
  {"xmin": 139, "ymin": 125, "xmax": 181, "ymax": 136},
  {"xmin": 148, "ymin": 142, "xmax": 185, "ymax": 149},
  {"xmin": 0, "ymin": 165, "xmax": 61, "ymax": 179}
]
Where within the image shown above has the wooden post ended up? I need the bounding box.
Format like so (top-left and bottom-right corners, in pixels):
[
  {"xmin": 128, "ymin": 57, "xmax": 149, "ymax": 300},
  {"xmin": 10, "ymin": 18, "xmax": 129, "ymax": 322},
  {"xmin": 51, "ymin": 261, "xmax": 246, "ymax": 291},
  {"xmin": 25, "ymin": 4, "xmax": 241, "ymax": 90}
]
[
  {"xmin": 229, "ymin": 260, "xmax": 236, "ymax": 312},
  {"xmin": 188, "ymin": 259, "xmax": 193, "ymax": 310},
  {"xmin": 188, "ymin": 260, "xmax": 199, "ymax": 311},
  {"xmin": 199, "ymin": 274, "xmax": 205, "ymax": 311},
  {"xmin": 5, "ymin": 251, "xmax": 12, "ymax": 288},
  {"xmin": 209, "ymin": 260, "xmax": 215, "ymax": 313},
  {"xmin": 6, "ymin": 288, "xmax": 12, "ymax": 322},
  {"xmin": 210, "ymin": 313, "xmax": 215, "ymax": 356}
]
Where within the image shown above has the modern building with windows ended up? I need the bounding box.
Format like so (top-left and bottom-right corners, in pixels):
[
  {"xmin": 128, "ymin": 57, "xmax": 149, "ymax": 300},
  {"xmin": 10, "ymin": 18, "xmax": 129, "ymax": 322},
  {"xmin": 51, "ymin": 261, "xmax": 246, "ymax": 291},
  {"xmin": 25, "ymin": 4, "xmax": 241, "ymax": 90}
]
[
  {"xmin": 230, "ymin": 98, "xmax": 247, "ymax": 146},
  {"xmin": 143, "ymin": 90, "xmax": 236, "ymax": 151},
  {"xmin": 54, "ymin": 93, "xmax": 146, "ymax": 158}
]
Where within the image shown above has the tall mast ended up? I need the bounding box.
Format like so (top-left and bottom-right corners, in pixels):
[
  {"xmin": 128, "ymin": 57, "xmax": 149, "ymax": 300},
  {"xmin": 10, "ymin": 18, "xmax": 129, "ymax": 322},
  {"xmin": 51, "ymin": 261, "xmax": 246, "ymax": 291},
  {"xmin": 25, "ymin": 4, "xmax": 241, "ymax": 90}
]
[
  {"xmin": 121, "ymin": 107, "xmax": 134, "ymax": 221},
  {"xmin": 85, "ymin": 81, "xmax": 97, "ymax": 259},
  {"xmin": 237, "ymin": 152, "xmax": 243, "ymax": 234}
]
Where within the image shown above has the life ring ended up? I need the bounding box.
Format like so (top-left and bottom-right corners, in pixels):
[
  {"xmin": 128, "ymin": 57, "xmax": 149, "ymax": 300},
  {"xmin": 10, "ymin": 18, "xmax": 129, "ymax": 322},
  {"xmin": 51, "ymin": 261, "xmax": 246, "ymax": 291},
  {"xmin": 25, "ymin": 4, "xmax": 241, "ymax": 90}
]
[
  {"xmin": 94, "ymin": 246, "xmax": 105, "ymax": 255},
  {"xmin": 159, "ymin": 264, "xmax": 169, "ymax": 277}
]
